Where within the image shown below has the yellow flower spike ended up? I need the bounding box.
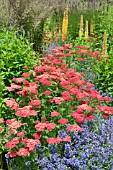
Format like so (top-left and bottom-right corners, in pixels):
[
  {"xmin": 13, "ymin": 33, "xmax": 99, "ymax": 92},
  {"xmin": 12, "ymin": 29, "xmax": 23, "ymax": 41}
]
[
  {"xmin": 62, "ymin": 5, "xmax": 68, "ymax": 42},
  {"xmin": 79, "ymin": 15, "xmax": 83, "ymax": 38},
  {"xmin": 85, "ymin": 20, "xmax": 88, "ymax": 39},
  {"xmin": 103, "ymin": 30, "xmax": 107, "ymax": 55},
  {"xmin": 90, "ymin": 19, "xmax": 93, "ymax": 35}
]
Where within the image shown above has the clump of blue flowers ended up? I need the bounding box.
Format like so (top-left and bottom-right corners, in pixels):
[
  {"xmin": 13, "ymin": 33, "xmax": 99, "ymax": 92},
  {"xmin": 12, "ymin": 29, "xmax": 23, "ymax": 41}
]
[
  {"xmin": 34, "ymin": 116, "xmax": 113, "ymax": 170},
  {"xmin": 8, "ymin": 116, "xmax": 113, "ymax": 170}
]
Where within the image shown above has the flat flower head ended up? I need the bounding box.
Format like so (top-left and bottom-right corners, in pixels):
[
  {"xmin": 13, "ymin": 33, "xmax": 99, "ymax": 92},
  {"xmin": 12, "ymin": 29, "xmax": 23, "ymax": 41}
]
[
  {"xmin": 67, "ymin": 124, "xmax": 83, "ymax": 132},
  {"xmin": 53, "ymin": 97, "xmax": 64, "ymax": 104},
  {"xmin": 22, "ymin": 72, "xmax": 30, "ymax": 78},
  {"xmin": 35, "ymin": 122, "xmax": 46, "ymax": 131},
  {"xmin": 29, "ymin": 100, "xmax": 41, "ymax": 108},
  {"xmin": 43, "ymin": 90, "xmax": 52, "ymax": 95},
  {"xmin": 33, "ymin": 132, "xmax": 41, "ymax": 139},
  {"xmin": 8, "ymin": 152, "xmax": 17, "ymax": 158},
  {"xmin": 58, "ymin": 118, "xmax": 68, "ymax": 125},
  {"xmin": 0, "ymin": 118, "xmax": 4, "ymax": 124},
  {"xmin": 17, "ymin": 147, "xmax": 29, "ymax": 156},
  {"xmin": 62, "ymin": 135, "xmax": 71, "ymax": 142},
  {"xmin": 15, "ymin": 106, "xmax": 37, "ymax": 117},
  {"xmin": 77, "ymin": 58, "xmax": 84, "ymax": 62},
  {"xmin": 21, "ymin": 138, "xmax": 28, "ymax": 144},
  {"xmin": 50, "ymin": 111, "xmax": 60, "ymax": 117},
  {"xmin": 45, "ymin": 123, "xmax": 56, "ymax": 131},
  {"xmin": 5, "ymin": 137, "xmax": 20, "ymax": 149},
  {"xmin": 47, "ymin": 137, "xmax": 62, "ymax": 144},
  {"xmin": 17, "ymin": 131, "xmax": 25, "ymax": 137}
]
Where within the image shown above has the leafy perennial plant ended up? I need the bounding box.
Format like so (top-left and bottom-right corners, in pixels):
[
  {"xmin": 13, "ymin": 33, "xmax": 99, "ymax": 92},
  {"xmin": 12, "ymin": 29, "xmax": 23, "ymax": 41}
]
[{"xmin": 0, "ymin": 44, "xmax": 113, "ymax": 164}]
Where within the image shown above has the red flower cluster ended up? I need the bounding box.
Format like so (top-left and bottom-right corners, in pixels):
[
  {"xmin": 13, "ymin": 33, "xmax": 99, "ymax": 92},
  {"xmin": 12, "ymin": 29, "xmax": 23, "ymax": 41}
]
[
  {"xmin": 5, "ymin": 137, "xmax": 19, "ymax": 149},
  {"xmin": 15, "ymin": 106, "xmax": 37, "ymax": 117},
  {"xmin": 67, "ymin": 124, "xmax": 83, "ymax": 132}
]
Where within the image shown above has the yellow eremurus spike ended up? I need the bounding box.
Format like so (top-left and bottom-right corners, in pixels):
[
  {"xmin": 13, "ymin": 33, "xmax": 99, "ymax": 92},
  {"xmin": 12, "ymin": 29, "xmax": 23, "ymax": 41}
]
[
  {"xmin": 79, "ymin": 15, "xmax": 83, "ymax": 38},
  {"xmin": 90, "ymin": 19, "xmax": 93, "ymax": 35},
  {"xmin": 103, "ymin": 30, "xmax": 107, "ymax": 55},
  {"xmin": 85, "ymin": 20, "xmax": 88, "ymax": 39},
  {"xmin": 62, "ymin": 5, "xmax": 68, "ymax": 42}
]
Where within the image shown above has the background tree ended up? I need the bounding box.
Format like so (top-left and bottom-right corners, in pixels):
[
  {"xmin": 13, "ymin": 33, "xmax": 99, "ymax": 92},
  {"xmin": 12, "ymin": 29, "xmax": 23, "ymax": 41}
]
[{"xmin": 0, "ymin": 0, "xmax": 67, "ymax": 53}]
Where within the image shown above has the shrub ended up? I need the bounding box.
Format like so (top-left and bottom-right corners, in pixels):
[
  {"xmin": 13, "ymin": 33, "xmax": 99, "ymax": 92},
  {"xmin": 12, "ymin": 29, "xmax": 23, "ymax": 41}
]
[{"xmin": 0, "ymin": 23, "xmax": 39, "ymax": 118}]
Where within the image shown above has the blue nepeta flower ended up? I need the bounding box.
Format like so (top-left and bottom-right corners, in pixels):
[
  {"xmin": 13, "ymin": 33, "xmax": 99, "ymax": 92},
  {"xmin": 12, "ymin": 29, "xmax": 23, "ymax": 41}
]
[{"xmin": 35, "ymin": 116, "xmax": 113, "ymax": 169}]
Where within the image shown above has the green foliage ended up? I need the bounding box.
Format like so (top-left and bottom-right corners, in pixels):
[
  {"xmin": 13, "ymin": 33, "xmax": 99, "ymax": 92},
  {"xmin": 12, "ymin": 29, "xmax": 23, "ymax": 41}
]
[
  {"xmin": 0, "ymin": 23, "xmax": 40, "ymax": 118},
  {"xmin": 93, "ymin": 56, "xmax": 113, "ymax": 98}
]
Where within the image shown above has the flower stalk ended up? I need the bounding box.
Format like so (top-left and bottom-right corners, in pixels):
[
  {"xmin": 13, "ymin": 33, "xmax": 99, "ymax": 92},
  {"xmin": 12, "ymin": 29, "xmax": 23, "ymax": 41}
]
[
  {"xmin": 79, "ymin": 15, "xmax": 83, "ymax": 38},
  {"xmin": 90, "ymin": 19, "xmax": 93, "ymax": 35},
  {"xmin": 85, "ymin": 20, "xmax": 88, "ymax": 39},
  {"xmin": 103, "ymin": 30, "xmax": 107, "ymax": 55},
  {"xmin": 62, "ymin": 5, "xmax": 68, "ymax": 42}
]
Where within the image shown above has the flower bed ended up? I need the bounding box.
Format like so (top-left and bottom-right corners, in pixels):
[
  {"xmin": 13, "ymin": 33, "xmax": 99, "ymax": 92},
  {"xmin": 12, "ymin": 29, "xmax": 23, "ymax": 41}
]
[{"xmin": 1, "ymin": 44, "xmax": 113, "ymax": 169}]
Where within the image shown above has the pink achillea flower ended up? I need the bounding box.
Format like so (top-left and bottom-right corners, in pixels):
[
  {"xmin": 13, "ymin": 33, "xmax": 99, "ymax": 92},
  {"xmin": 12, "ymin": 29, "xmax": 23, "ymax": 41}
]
[
  {"xmin": 22, "ymin": 72, "xmax": 30, "ymax": 78},
  {"xmin": 0, "ymin": 118, "xmax": 4, "ymax": 124},
  {"xmin": 63, "ymin": 44, "xmax": 72, "ymax": 49},
  {"xmin": 48, "ymin": 99, "xmax": 54, "ymax": 103},
  {"xmin": 45, "ymin": 123, "xmax": 56, "ymax": 131},
  {"xmin": 77, "ymin": 104, "xmax": 95, "ymax": 111},
  {"xmin": 76, "ymin": 91, "xmax": 89, "ymax": 100},
  {"xmin": 22, "ymin": 66, "xmax": 28, "ymax": 69},
  {"xmin": 6, "ymin": 83, "xmax": 22, "ymax": 91},
  {"xmin": 47, "ymin": 137, "xmax": 62, "ymax": 144},
  {"xmin": 21, "ymin": 138, "xmax": 28, "ymax": 144},
  {"xmin": 7, "ymin": 119, "xmax": 26, "ymax": 134},
  {"xmin": 70, "ymin": 106, "xmax": 74, "ymax": 110},
  {"xmin": 12, "ymin": 77, "xmax": 25, "ymax": 83},
  {"xmin": 39, "ymin": 78, "xmax": 51, "ymax": 86},
  {"xmin": 0, "ymin": 127, "xmax": 2, "ymax": 132},
  {"xmin": 86, "ymin": 114, "xmax": 94, "ymax": 120},
  {"xmin": 5, "ymin": 98, "xmax": 19, "ymax": 110},
  {"xmin": 85, "ymin": 82, "xmax": 94, "ymax": 88},
  {"xmin": 33, "ymin": 66, "xmax": 44, "ymax": 73},
  {"xmin": 8, "ymin": 151, "xmax": 17, "ymax": 158},
  {"xmin": 70, "ymin": 112, "xmax": 85, "ymax": 123},
  {"xmin": 53, "ymin": 97, "xmax": 64, "ymax": 104},
  {"xmin": 29, "ymin": 100, "xmax": 41, "ymax": 108},
  {"xmin": 90, "ymin": 90, "xmax": 102, "ymax": 99},
  {"xmin": 16, "ymin": 89, "xmax": 28, "ymax": 96},
  {"xmin": 15, "ymin": 106, "xmax": 37, "ymax": 117},
  {"xmin": 5, "ymin": 137, "xmax": 19, "ymax": 149},
  {"xmin": 29, "ymin": 82, "xmax": 39, "ymax": 89},
  {"xmin": 17, "ymin": 131, "xmax": 25, "ymax": 137},
  {"xmin": 67, "ymin": 124, "xmax": 83, "ymax": 132},
  {"xmin": 60, "ymin": 81, "xmax": 70, "ymax": 87},
  {"xmin": 41, "ymin": 117, "xmax": 46, "ymax": 121},
  {"xmin": 62, "ymin": 135, "xmax": 71, "ymax": 142},
  {"xmin": 26, "ymin": 139, "xmax": 40, "ymax": 152},
  {"xmin": 50, "ymin": 111, "xmax": 60, "ymax": 117},
  {"xmin": 58, "ymin": 118, "xmax": 68, "ymax": 125},
  {"xmin": 35, "ymin": 122, "xmax": 46, "ymax": 131},
  {"xmin": 17, "ymin": 147, "xmax": 29, "ymax": 156},
  {"xmin": 43, "ymin": 90, "xmax": 52, "ymax": 95},
  {"xmin": 102, "ymin": 96, "xmax": 112, "ymax": 102},
  {"xmin": 33, "ymin": 132, "xmax": 41, "ymax": 140},
  {"xmin": 24, "ymin": 86, "xmax": 39, "ymax": 94},
  {"xmin": 77, "ymin": 58, "xmax": 84, "ymax": 62},
  {"xmin": 6, "ymin": 118, "xmax": 17, "ymax": 125},
  {"xmin": 97, "ymin": 105, "xmax": 113, "ymax": 114}
]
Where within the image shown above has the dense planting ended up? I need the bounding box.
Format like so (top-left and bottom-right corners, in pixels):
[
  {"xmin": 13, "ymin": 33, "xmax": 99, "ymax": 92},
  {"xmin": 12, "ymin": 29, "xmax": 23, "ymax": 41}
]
[
  {"xmin": 0, "ymin": 44, "xmax": 113, "ymax": 169},
  {"xmin": 1, "ymin": 1, "xmax": 113, "ymax": 170}
]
